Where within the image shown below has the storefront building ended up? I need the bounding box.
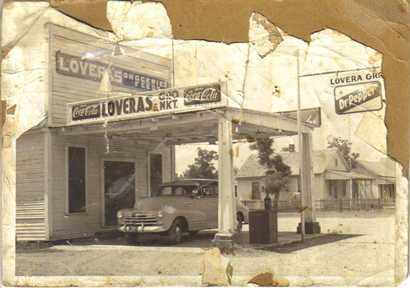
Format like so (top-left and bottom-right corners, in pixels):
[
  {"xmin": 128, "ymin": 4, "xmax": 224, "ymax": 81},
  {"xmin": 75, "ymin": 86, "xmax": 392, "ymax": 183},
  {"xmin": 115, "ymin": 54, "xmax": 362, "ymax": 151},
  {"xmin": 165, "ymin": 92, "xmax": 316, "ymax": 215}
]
[
  {"xmin": 16, "ymin": 24, "xmax": 173, "ymax": 241},
  {"xmin": 16, "ymin": 24, "xmax": 318, "ymax": 242}
]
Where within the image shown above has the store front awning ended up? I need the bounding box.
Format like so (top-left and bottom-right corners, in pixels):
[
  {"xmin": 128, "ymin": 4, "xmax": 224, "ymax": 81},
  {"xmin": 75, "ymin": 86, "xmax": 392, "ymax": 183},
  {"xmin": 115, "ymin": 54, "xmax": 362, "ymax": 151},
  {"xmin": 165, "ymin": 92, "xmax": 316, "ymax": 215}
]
[
  {"xmin": 325, "ymin": 170, "xmax": 375, "ymax": 180},
  {"xmin": 54, "ymin": 106, "xmax": 313, "ymax": 144},
  {"xmin": 54, "ymin": 83, "xmax": 316, "ymax": 143}
]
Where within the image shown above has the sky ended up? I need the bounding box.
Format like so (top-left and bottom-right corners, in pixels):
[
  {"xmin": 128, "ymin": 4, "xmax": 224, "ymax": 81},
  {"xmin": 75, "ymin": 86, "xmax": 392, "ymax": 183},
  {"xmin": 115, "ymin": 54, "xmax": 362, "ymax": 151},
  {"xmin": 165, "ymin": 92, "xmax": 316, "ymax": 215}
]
[{"xmin": 172, "ymin": 27, "xmax": 387, "ymax": 175}]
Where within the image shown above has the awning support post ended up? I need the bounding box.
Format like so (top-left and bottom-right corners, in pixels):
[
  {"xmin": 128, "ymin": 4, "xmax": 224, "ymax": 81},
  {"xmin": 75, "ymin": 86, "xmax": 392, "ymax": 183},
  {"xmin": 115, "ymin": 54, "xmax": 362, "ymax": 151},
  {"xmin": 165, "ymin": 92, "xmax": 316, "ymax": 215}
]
[
  {"xmin": 213, "ymin": 116, "xmax": 236, "ymax": 249},
  {"xmin": 297, "ymin": 132, "xmax": 321, "ymax": 234}
]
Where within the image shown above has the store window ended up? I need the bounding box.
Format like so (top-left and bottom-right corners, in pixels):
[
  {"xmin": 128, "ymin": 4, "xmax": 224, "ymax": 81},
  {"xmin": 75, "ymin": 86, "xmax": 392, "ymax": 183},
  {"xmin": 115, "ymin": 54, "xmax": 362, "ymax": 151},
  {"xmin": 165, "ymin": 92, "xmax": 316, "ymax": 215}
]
[
  {"xmin": 67, "ymin": 146, "xmax": 86, "ymax": 213},
  {"xmin": 150, "ymin": 153, "xmax": 163, "ymax": 196},
  {"xmin": 297, "ymin": 177, "xmax": 301, "ymax": 192}
]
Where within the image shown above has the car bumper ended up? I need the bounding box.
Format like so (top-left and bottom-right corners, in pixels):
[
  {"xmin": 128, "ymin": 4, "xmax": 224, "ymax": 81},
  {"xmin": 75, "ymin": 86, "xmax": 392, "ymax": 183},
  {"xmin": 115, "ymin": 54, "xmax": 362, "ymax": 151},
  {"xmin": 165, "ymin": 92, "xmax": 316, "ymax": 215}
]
[{"xmin": 119, "ymin": 224, "xmax": 167, "ymax": 233}]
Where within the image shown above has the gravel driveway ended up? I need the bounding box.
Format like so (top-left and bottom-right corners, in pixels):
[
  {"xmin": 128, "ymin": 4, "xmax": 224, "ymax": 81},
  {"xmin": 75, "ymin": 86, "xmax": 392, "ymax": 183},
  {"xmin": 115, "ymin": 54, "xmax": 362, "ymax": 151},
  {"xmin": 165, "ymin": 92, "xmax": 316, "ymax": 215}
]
[{"xmin": 16, "ymin": 211, "xmax": 395, "ymax": 286}]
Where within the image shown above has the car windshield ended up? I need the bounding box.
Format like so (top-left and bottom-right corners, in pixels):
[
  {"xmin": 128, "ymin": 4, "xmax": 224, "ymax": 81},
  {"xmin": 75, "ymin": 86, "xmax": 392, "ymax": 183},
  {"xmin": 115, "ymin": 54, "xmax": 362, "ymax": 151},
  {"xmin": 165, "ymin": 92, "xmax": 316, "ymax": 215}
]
[{"xmin": 156, "ymin": 185, "xmax": 198, "ymax": 197}]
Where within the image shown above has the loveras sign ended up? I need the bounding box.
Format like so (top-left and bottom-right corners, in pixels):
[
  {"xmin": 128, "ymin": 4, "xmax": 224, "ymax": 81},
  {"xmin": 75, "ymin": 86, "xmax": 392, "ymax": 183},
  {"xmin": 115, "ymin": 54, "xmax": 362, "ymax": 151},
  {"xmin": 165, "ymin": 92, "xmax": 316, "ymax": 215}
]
[
  {"xmin": 331, "ymin": 68, "xmax": 384, "ymax": 115},
  {"xmin": 67, "ymin": 83, "xmax": 224, "ymax": 125},
  {"xmin": 56, "ymin": 51, "xmax": 168, "ymax": 91}
]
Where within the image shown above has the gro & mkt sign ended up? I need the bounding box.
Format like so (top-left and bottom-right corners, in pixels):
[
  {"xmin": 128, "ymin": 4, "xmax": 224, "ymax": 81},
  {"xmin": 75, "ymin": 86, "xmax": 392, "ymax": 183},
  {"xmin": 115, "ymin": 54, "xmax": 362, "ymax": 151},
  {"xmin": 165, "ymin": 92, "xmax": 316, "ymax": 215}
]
[{"xmin": 67, "ymin": 83, "xmax": 224, "ymax": 125}]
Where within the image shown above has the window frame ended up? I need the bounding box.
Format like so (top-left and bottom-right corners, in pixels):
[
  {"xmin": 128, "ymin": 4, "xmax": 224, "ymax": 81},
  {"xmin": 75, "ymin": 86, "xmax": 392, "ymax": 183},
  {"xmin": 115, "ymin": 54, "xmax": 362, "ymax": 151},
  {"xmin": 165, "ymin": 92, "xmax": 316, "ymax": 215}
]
[
  {"xmin": 101, "ymin": 158, "xmax": 137, "ymax": 227},
  {"xmin": 65, "ymin": 145, "xmax": 88, "ymax": 215},
  {"xmin": 251, "ymin": 181, "xmax": 261, "ymax": 200},
  {"xmin": 200, "ymin": 183, "xmax": 218, "ymax": 198},
  {"xmin": 147, "ymin": 152, "xmax": 163, "ymax": 197}
]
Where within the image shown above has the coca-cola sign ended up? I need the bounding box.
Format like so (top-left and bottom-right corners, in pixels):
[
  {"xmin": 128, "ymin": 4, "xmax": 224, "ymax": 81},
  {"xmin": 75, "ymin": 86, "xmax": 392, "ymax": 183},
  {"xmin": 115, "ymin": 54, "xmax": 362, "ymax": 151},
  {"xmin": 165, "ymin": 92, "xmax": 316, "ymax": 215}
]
[
  {"xmin": 184, "ymin": 84, "xmax": 221, "ymax": 105},
  {"xmin": 72, "ymin": 104, "xmax": 101, "ymax": 121}
]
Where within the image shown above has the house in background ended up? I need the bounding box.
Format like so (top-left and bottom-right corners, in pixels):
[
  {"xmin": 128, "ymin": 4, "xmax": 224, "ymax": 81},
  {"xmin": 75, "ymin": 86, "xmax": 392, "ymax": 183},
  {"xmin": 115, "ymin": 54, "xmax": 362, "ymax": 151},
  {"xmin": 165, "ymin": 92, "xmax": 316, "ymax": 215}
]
[
  {"xmin": 354, "ymin": 158, "xmax": 396, "ymax": 207},
  {"xmin": 236, "ymin": 147, "xmax": 396, "ymax": 211},
  {"xmin": 236, "ymin": 148, "xmax": 349, "ymax": 210}
]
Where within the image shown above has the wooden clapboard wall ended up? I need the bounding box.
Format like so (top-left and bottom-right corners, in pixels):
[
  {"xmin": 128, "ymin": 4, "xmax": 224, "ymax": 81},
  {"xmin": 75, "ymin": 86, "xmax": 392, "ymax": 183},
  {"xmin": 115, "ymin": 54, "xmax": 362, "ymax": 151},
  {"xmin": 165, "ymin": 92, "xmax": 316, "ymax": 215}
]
[
  {"xmin": 49, "ymin": 134, "xmax": 151, "ymax": 239},
  {"xmin": 47, "ymin": 24, "xmax": 172, "ymax": 127},
  {"xmin": 16, "ymin": 131, "xmax": 48, "ymax": 241}
]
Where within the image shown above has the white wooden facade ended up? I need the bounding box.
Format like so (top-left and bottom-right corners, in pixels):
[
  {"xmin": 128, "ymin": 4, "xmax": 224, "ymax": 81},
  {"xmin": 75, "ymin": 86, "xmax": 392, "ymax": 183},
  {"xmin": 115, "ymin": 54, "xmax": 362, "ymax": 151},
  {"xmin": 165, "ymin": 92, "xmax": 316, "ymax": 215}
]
[
  {"xmin": 47, "ymin": 24, "xmax": 172, "ymax": 127},
  {"xmin": 16, "ymin": 129, "xmax": 48, "ymax": 241}
]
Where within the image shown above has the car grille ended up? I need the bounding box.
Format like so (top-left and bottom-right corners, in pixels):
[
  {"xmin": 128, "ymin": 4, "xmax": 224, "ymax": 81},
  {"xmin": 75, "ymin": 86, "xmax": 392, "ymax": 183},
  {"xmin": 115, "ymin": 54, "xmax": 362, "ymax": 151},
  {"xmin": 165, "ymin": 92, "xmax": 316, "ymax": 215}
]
[{"xmin": 124, "ymin": 212, "xmax": 159, "ymax": 226}]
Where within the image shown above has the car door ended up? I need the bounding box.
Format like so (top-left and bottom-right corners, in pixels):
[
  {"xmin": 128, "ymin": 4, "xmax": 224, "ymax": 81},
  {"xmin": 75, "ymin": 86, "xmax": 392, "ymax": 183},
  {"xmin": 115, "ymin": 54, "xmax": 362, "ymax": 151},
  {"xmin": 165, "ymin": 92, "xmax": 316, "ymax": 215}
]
[
  {"xmin": 199, "ymin": 183, "xmax": 218, "ymax": 228},
  {"xmin": 180, "ymin": 185, "xmax": 206, "ymax": 231}
]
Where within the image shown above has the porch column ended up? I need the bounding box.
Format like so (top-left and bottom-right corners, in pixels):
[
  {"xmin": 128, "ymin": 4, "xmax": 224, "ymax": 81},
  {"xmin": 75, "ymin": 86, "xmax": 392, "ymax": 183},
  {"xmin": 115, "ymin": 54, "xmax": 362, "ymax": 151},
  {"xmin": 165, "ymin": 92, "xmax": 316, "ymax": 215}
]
[
  {"xmin": 213, "ymin": 116, "xmax": 236, "ymax": 247},
  {"xmin": 297, "ymin": 132, "xmax": 321, "ymax": 234},
  {"xmin": 170, "ymin": 144, "xmax": 176, "ymax": 181},
  {"xmin": 347, "ymin": 178, "xmax": 353, "ymax": 209}
]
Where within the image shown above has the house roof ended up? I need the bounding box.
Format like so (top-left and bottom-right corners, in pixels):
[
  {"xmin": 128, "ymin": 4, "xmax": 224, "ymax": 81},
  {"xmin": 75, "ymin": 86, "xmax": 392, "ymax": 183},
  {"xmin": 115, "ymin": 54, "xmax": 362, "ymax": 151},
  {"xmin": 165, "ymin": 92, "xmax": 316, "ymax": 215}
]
[
  {"xmin": 325, "ymin": 170, "xmax": 374, "ymax": 180},
  {"xmin": 162, "ymin": 179, "xmax": 217, "ymax": 186},
  {"xmin": 237, "ymin": 149, "xmax": 345, "ymax": 178},
  {"xmin": 355, "ymin": 158, "xmax": 396, "ymax": 178}
]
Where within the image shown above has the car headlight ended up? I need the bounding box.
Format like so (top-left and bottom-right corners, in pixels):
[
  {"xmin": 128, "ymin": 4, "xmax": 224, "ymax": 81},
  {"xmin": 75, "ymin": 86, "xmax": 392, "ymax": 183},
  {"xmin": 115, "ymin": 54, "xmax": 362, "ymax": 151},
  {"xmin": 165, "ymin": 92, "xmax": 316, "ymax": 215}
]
[
  {"xmin": 158, "ymin": 210, "xmax": 163, "ymax": 218},
  {"xmin": 117, "ymin": 211, "xmax": 124, "ymax": 219}
]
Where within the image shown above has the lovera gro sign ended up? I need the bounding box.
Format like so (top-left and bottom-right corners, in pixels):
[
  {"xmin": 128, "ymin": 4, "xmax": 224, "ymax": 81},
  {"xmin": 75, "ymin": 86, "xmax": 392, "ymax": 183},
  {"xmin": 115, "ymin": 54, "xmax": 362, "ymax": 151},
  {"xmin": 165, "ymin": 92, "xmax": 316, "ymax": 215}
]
[
  {"xmin": 331, "ymin": 68, "xmax": 384, "ymax": 115},
  {"xmin": 68, "ymin": 83, "xmax": 224, "ymax": 125}
]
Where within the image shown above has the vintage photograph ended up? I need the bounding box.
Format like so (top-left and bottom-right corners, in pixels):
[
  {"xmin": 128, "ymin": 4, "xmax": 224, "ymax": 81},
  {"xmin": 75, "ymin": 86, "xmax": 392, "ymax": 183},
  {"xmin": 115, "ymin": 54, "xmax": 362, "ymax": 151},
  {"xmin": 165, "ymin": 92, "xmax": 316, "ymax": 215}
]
[{"xmin": 1, "ymin": 1, "xmax": 408, "ymax": 287}]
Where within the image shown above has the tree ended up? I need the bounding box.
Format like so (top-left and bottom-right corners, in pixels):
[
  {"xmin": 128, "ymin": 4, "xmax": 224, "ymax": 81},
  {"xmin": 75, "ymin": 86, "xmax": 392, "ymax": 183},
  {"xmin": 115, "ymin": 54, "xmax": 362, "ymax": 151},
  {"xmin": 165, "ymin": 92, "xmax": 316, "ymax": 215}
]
[
  {"xmin": 182, "ymin": 148, "xmax": 218, "ymax": 179},
  {"xmin": 249, "ymin": 137, "xmax": 291, "ymax": 209},
  {"xmin": 327, "ymin": 136, "xmax": 359, "ymax": 170}
]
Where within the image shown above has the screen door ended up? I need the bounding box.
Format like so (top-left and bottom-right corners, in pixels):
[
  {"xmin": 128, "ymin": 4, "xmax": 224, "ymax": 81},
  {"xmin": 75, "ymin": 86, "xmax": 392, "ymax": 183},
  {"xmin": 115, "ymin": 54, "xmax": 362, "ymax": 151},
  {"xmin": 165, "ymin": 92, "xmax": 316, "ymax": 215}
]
[{"xmin": 104, "ymin": 161, "xmax": 136, "ymax": 226}]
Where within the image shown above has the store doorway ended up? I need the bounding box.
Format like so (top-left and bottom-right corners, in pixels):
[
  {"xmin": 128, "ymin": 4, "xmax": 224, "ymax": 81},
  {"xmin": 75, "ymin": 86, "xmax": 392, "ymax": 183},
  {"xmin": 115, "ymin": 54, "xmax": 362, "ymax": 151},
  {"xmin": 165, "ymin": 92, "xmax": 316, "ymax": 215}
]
[{"xmin": 103, "ymin": 160, "xmax": 136, "ymax": 226}]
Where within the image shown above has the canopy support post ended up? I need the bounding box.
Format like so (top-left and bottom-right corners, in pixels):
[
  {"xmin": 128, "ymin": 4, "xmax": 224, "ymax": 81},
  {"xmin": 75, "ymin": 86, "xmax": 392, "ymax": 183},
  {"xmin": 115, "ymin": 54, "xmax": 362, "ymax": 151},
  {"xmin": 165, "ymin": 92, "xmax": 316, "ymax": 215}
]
[
  {"xmin": 297, "ymin": 132, "xmax": 321, "ymax": 234},
  {"xmin": 213, "ymin": 116, "xmax": 237, "ymax": 250}
]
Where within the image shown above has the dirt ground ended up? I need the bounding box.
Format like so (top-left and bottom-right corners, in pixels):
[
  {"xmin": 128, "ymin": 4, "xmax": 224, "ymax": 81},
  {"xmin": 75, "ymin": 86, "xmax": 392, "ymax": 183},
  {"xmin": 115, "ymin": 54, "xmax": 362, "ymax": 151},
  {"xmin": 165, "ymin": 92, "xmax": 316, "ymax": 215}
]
[{"xmin": 16, "ymin": 210, "xmax": 395, "ymax": 286}]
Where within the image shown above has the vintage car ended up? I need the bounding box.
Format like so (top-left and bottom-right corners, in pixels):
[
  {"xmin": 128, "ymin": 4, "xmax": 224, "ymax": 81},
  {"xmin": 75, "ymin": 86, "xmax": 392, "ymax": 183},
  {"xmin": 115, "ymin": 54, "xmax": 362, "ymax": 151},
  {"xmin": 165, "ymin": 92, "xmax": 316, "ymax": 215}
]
[{"xmin": 117, "ymin": 179, "xmax": 249, "ymax": 244}]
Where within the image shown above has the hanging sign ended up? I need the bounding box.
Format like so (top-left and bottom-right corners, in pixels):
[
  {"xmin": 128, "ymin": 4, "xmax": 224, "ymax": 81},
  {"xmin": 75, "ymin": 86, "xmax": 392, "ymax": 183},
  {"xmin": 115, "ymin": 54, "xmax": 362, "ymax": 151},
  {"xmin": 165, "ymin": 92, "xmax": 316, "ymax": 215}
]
[
  {"xmin": 67, "ymin": 83, "xmax": 225, "ymax": 125},
  {"xmin": 330, "ymin": 68, "xmax": 384, "ymax": 115},
  {"xmin": 277, "ymin": 107, "xmax": 321, "ymax": 127}
]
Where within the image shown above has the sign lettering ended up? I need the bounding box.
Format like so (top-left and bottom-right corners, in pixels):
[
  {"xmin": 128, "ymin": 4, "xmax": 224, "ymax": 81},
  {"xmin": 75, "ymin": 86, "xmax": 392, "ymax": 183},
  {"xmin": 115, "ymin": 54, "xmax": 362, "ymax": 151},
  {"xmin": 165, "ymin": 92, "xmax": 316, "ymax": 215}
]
[
  {"xmin": 335, "ymin": 82, "xmax": 381, "ymax": 114},
  {"xmin": 184, "ymin": 85, "xmax": 221, "ymax": 105},
  {"xmin": 68, "ymin": 83, "xmax": 225, "ymax": 125},
  {"xmin": 331, "ymin": 68, "xmax": 384, "ymax": 115},
  {"xmin": 56, "ymin": 51, "xmax": 169, "ymax": 91}
]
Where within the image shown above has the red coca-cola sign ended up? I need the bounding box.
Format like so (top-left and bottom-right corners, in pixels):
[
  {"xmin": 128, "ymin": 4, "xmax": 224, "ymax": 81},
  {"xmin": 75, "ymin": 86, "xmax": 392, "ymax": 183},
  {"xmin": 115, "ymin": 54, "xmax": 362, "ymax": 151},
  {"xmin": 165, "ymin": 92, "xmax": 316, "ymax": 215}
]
[
  {"xmin": 72, "ymin": 103, "xmax": 101, "ymax": 121},
  {"xmin": 183, "ymin": 84, "xmax": 221, "ymax": 105}
]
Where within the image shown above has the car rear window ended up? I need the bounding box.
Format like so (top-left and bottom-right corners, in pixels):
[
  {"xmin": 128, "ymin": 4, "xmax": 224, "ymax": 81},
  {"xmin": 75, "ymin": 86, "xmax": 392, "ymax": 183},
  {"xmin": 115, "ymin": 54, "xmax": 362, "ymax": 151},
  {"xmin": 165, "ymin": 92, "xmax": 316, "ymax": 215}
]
[{"xmin": 156, "ymin": 185, "xmax": 197, "ymax": 196}]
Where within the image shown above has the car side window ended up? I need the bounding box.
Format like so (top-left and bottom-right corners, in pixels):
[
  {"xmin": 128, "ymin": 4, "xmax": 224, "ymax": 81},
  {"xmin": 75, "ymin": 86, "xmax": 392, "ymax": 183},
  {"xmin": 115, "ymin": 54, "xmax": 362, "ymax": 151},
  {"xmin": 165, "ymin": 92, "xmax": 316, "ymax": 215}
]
[
  {"xmin": 201, "ymin": 184, "xmax": 218, "ymax": 198},
  {"xmin": 159, "ymin": 186, "xmax": 172, "ymax": 196},
  {"xmin": 191, "ymin": 188, "xmax": 199, "ymax": 197},
  {"xmin": 174, "ymin": 186, "xmax": 186, "ymax": 196}
]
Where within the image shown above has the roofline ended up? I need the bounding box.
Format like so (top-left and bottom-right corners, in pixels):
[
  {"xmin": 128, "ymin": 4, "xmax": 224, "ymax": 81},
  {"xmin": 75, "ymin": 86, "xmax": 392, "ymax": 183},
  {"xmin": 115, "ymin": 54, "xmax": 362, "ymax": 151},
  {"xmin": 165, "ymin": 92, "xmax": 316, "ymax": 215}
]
[
  {"xmin": 176, "ymin": 178, "xmax": 217, "ymax": 181},
  {"xmin": 162, "ymin": 178, "xmax": 218, "ymax": 185}
]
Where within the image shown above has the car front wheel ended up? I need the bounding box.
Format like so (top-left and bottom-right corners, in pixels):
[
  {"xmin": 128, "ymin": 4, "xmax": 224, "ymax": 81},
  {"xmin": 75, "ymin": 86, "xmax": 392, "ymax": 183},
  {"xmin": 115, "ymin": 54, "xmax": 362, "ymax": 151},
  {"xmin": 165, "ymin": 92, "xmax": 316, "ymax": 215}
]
[
  {"xmin": 167, "ymin": 219, "xmax": 185, "ymax": 244},
  {"xmin": 125, "ymin": 233, "xmax": 138, "ymax": 245}
]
